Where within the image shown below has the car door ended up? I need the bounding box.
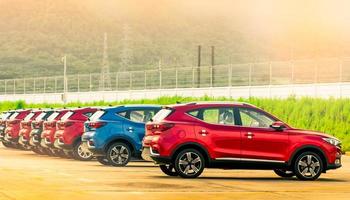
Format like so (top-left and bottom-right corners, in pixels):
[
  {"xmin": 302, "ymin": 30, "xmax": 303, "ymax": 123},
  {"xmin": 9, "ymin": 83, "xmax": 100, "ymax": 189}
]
[
  {"xmin": 191, "ymin": 107, "xmax": 241, "ymax": 159},
  {"xmin": 237, "ymin": 106, "xmax": 289, "ymax": 162},
  {"xmin": 122, "ymin": 109, "xmax": 158, "ymax": 150}
]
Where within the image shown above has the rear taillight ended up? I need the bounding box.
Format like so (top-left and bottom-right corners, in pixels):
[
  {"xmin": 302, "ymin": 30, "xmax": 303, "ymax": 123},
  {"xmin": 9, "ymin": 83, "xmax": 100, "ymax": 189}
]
[
  {"xmin": 146, "ymin": 123, "xmax": 174, "ymax": 135},
  {"xmin": 57, "ymin": 121, "xmax": 73, "ymax": 129},
  {"xmin": 88, "ymin": 122, "xmax": 106, "ymax": 129},
  {"xmin": 44, "ymin": 122, "xmax": 56, "ymax": 128}
]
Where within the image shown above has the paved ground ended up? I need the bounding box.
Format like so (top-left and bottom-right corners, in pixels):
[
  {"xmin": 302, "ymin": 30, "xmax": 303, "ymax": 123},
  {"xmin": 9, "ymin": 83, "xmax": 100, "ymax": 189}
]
[{"xmin": 0, "ymin": 145, "xmax": 349, "ymax": 200}]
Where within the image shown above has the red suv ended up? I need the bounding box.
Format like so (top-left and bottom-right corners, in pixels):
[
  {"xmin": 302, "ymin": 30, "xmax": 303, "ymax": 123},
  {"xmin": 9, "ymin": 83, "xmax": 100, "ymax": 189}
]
[
  {"xmin": 142, "ymin": 102, "xmax": 342, "ymax": 180},
  {"xmin": 18, "ymin": 110, "xmax": 42, "ymax": 149},
  {"xmin": 41, "ymin": 109, "xmax": 69, "ymax": 156},
  {"xmin": 4, "ymin": 109, "xmax": 31, "ymax": 148},
  {"xmin": 54, "ymin": 107, "xmax": 97, "ymax": 161}
]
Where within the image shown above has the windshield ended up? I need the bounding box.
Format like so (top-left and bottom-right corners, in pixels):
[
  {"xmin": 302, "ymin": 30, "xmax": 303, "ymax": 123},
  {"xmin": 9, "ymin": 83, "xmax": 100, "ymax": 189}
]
[
  {"xmin": 60, "ymin": 111, "xmax": 74, "ymax": 121},
  {"xmin": 9, "ymin": 112, "xmax": 19, "ymax": 120},
  {"xmin": 152, "ymin": 108, "xmax": 172, "ymax": 122},
  {"xmin": 47, "ymin": 112, "xmax": 60, "ymax": 121},
  {"xmin": 89, "ymin": 110, "xmax": 105, "ymax": 121},
  {"xmin": 24, "ymin": 113, "xmax": 35, "ymax": 121}
]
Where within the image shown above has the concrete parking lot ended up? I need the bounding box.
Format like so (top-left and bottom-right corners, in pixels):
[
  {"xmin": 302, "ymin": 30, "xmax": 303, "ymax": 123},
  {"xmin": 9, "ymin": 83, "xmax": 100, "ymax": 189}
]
[{"xmin": 0, "ymin": 145, "xmax": 349, "ymax": 200}]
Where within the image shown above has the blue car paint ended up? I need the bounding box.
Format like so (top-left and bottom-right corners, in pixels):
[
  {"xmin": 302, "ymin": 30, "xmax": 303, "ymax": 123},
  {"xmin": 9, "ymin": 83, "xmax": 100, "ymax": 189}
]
[{"xmin": 82, "ymin": 105, "xmax": 161, "ymax": 157}]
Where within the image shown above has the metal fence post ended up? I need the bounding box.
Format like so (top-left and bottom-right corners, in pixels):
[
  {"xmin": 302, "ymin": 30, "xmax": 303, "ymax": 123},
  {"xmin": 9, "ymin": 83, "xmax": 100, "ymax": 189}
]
[
  {"xmin": 4, "ymin": 80, "xmax": 7, "ymax": 95},
  {"xmin": 13, "ymin": 79, "xmax": 16, "ymax": 95},
  {"xmin": 33, "ymin": 78, "xmax": 36, "ymax": 94},
  {"xmin": 43, "ymin": 78, "xmax": 46, "ymax": 93},
  {"xmin": 115, "ymin": 73, "xmax": 118, "ymax": 91},
  {"xmin": 144, "ymin": 71, "xmax": 147, "ymax": 89},
  {"xmin": 192, "ymin": 67, "xmax": 195, "ymax": 88},
  {"xmin": 23, "ymin": 79, "xmax": 26, "ymax": 94},
  {"xmin": 54, "ymin": 77, "xmax": 57, "ymax": 93},
  {"xmin": 129, "ymin": 72, "xmax": 132, "ymax": 89},
  {"xmin": 210, "ymin": 66, "xmax": 213, "ymax": 87},
  {"xmin": 77, "ymin": 74, "xmax": 80, "ymax": 92},
  {"xmin": 175, "ymin": 68, "xmax": 178, "ymax": 89},
  {"xmin": 248, "ymin": 63, "xmax": 252, "ymax": 98},
  {"xmin": 89, "ymin": 74, "xmax": 92, "ymax": 91}
]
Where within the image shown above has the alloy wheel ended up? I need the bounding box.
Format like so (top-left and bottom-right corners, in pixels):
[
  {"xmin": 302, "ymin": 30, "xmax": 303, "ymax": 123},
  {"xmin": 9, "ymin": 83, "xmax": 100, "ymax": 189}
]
[
  {"xmin": 77, "ymin": 144, "xmax": 93, "ymax": 159},
  {"xmin": 294, "ymin": 152, "xmax": 323, "ymax": 180},
  {"xmin": 108, "ymin": 143, "xmax": 131, "ymax": 166},
  {"xmin": 175, "ymin": 149, "xmax": 204, "ymax": 178}
]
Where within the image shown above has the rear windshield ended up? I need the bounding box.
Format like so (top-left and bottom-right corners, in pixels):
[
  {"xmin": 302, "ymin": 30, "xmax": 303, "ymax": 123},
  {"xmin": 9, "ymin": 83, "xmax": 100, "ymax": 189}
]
[
  {"xmin": 60, "ymin": 111, "xmax": 74, "ymax": 121},
  {"xmin": 24, "ymin": 113, "xmax": 35, "ymax": 121},
  {"xmin": 1, "ymin": 112, "xmax": 11, "ymax": 120},
  {"xmin": 152, "ymin": 108, "xmax": 172, "ymax": 122},
  {"xmin": 47, "ymin": 112, "xmax": 60, "ymax": 121},
  {"xmin": 9, "ymin": 112, "xmax": 19, "ymax": 120},
  {"xmin": 35, "ymin": 112, "xmax": 47, "ymax": 121},
  {"xmin": 89, "ymin": 110, "xmax": 105, "ymax": 121}
]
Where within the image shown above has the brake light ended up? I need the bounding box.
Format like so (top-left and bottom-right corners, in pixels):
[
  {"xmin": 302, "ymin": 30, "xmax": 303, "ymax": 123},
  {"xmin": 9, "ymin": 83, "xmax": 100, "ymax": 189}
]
[
  {"xmin": 88, "ymin": 122, "xmax": 106, "ymax": 129},
  {"xmin": 8, "ymin": 120, "xmax": 20, "ymax": 125},
  {"xmin": 57, "ymin": 121, "xmax": 73, "ymax": 129},
  {"xmin": 146, "ymin": 123, "xmax": 174, "ymax": 135}
]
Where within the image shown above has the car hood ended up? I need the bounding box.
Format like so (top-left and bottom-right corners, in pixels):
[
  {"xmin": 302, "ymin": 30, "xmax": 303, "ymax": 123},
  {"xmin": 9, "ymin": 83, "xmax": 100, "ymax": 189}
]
[{"xmin": 290, "ymin": 129, "xmax": 337, "ymax": 139}]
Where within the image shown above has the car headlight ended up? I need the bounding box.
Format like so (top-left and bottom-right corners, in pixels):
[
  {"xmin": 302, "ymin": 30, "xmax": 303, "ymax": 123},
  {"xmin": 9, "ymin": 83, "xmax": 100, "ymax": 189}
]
[{"xmin": 323, "ymin": 137, "xmax": 341, "ymax": 146}]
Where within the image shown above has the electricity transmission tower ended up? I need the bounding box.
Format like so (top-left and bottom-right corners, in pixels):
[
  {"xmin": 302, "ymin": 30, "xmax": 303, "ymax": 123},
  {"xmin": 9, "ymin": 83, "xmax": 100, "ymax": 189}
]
[
  {"xmin": 99, "ymin": 32, "xmax": 112, "ymax": 91},
  {"xmin": 119, "ymin": 24, "xmax": 133, "ymax": 71}
]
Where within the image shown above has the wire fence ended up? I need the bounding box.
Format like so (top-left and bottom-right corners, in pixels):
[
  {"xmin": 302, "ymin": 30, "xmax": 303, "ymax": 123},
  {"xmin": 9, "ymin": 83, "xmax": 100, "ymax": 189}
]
[{"xmin": 1, "ymin": 58, "xmax": 350, "ymax": 95}]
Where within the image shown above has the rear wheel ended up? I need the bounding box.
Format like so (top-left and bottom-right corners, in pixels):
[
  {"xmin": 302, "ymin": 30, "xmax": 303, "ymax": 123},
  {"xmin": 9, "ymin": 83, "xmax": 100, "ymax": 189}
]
[
  {"xmin": 32, "ymin": 146, "xmax": 45, "ymax": 155},
  {"xmin": 107, "ymin": 142, "xmax": 131, "ymax": 167},
  {"xmin": 160, "ymin": 164, "xmax": 178, "ymax": 176},
  {"xmin": 294, "ymin": 151, "xmax": 323, "ymax": 181},
  {"xmin": 174, "ymin": 149, "xmax": 205, "ymax": 178},
  {"xmin": 97, "ymin": 156, "xmax": 111, "ymax": 165},
  {"xmin": 274, "ymin": 169, "xmax": 295, "ymax": 178},
  {"xmin": 73, "ymin": 141, "xmax": 93, "ymax": 161},
  {"xmin": 1, "ymin": 141, "xmax": 13, "ymax": 148}
]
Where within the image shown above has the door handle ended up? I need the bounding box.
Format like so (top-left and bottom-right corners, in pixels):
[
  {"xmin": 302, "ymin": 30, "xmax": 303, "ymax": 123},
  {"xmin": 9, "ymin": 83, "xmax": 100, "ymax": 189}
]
[
  {"xmin": 127, "ymin": 127, "xmax": 134, "ymax": 132},
  {"xmin": 199, "ymin": 129, "xmax": 208, "ymax": 136},
  {"xmin": 245, "ymin": 132, "xmax": 254, "ymax": 139}
]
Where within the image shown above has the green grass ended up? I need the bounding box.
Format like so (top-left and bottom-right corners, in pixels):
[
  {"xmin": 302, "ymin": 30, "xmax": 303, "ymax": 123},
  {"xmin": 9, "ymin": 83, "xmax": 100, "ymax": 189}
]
[{"xmin": 1, "ymin": 96, "xmax": 349, "ymax": 151}]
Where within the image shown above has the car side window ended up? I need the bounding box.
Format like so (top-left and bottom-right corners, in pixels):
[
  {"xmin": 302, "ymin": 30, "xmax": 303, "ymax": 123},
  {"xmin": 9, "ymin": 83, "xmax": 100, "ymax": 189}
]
[
  {"xmin": 118, "ymin": 109, "xmax": 157, "ymax": 123},
  {"xmin": 238, "ymin": 107, "xmax": 275, "ymax": 128},
  {"xmin": 189, "ymin": 107, "xmax": 235, "ymax": 125}
]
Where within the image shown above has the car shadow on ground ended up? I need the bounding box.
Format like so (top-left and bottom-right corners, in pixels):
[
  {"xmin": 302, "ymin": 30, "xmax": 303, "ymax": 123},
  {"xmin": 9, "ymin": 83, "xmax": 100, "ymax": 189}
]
[{"xmin": 152, "ymin": 176, "xmax": 347, "ymax": 182}]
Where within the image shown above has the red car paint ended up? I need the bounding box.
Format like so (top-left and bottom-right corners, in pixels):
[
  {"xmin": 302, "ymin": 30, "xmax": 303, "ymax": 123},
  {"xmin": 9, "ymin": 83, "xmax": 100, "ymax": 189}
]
[
  {"xmin": 54, "ymin": 107, "xmax": 97, "ymax": 148},
  {"xmin": 142, "ymin": 102, "xmax": 342, "ymax": 179},
  {"xmin": 41, "ymin": 109, "xmax": 68, "ymax": 147},
  {"xmin": 18, "ymin": 110, "xmax": 42, "ymax": 144},
  {"xmin": 4, "ymin": 110, "xmax": 31, "ymax": 143}
]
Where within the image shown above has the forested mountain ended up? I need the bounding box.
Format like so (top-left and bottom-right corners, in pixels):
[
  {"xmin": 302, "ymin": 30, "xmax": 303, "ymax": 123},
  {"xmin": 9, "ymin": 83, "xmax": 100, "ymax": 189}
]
[{"xmin": 0, "ymin": 0, "xmax": 349, "ymax": 79}]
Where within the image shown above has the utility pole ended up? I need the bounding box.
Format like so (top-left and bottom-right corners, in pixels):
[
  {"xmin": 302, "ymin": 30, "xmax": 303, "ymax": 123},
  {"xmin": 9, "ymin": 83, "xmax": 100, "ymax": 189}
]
[
  {"xmin": 62, "ymin": 55, "xmax": 67, "ymax": 103},
  {"xmin": 120, "ymin": 24, "xmax": 133, "ymax": 72},
  {"xmin": 99, "ymin": 32, "xmax": 111, "ymax": 91},
  {"xmin": 211, "ymin": 46, "xmax": 215, "ymax": 86},
  {"xmin": 197, "ymin": 45, "xmax": 201, "ymax": 88}
]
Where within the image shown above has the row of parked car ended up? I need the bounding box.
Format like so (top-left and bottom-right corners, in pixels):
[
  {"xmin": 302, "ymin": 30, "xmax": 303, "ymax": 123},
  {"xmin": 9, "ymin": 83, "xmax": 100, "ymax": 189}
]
[{"xmin": 0, "ymin": 102, "xmax": 343, "ymax": 180}]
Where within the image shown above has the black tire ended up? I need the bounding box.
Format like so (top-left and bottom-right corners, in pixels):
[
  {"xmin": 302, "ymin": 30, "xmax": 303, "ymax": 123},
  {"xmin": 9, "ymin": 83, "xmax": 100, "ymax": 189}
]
[
  {"xmin": 72, "ymin": 141, "xmax": 93, "ymax": 161},
  {"xmin": 274, "ymin": 169, "xmax": 295, "ymax": 178},
  {"xmin": 63, "ymin": 150, "xmax": 74, "ymax": 159},
  {"xmin": 160, "ymin": 164, "xmax": 178, "ymax": 176},
  {"xmin": 97, "ymin": 156, "xmax": 111, "ymax": 166},
  {"xmin": 2, "ymin": 141, "xmax": 14, "ymax": 148},
  {"xmin": 294, "ymin": 151, "xmax": 323, "ymax": 181},
  {"xmin": 174, "ymin": 148, "xmax": 205, "ymax": 178},
  {"xmin": 107, "ymin": 142, "xmax": 131, "ymax": 167},
  {"xmin": 32, "ymin": 146, "xmax": 46, "ymax": 155}
]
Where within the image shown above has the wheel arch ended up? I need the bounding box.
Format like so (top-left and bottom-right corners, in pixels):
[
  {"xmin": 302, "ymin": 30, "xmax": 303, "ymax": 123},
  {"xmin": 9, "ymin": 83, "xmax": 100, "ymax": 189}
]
[
  {"xmin": 288, "ymin": 145, "xmax": 328, "ymax": 170},
  {"xmin": 103, "ymin": 136, "xmax": 136, "ymax": 155},
  {"xmin": 171, "ymin": 142, "xmax": 211, "ymax": 166}
]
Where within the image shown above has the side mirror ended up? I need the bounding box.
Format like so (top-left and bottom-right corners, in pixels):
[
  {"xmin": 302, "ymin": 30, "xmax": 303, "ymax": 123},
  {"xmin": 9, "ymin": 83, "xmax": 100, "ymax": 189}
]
[{"xmin": 270, "ymin": 121, "xmax": 286, "ymax": 131}]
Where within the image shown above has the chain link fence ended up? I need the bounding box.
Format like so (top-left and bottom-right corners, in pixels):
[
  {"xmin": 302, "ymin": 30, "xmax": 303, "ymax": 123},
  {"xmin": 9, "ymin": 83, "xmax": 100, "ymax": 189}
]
[{"xmin": 1, "ymin": 58, "xmax": 350, "ymax": 95}]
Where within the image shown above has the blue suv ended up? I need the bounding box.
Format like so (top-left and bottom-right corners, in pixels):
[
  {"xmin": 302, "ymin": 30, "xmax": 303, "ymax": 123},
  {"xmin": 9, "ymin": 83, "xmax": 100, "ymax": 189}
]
[{"xmin": 82, "ymin": 105, "xmax": 161, "ymax": 166}]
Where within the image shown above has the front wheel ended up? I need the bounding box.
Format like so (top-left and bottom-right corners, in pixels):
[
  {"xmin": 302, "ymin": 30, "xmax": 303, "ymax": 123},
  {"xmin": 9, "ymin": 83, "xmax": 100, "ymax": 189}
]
[
  {"xmin": 1, "ymin": 141, "xmax": 13, "ymax": 148},
  {"xmin": 73, "ymin": 141, "xmax": 94, "ymax": 161},
  {"xmin": 160, "ymin": 164, "xmax": 178, "ymax": 176},
  {"xmin": 294, "ymin": 152, "xmax": 323, "ymax": 181},
  {"xmin": 107, "ymin": 142, "xmax": 131, "ymax": 167},
  {"xmin": 97, "ymin": 156, "xmax": 111, "ymax": 165},
  {"xmin": 274, "ymin": 169, "xmax": 295, "ymax": 178},
  {"xmin": 174, "ymin": 149, "xmax": 205, "ymax": 178}
]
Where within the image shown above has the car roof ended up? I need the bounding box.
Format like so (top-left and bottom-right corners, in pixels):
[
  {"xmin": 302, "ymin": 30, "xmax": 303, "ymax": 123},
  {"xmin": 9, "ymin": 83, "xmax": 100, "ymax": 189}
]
[
  {"xmin": 102, "ymin": 105, "xmax": 160, "ymax": 111},
  {"xmin": 166, "ymin": 102, "xmax": 256, "ymax": 109}
]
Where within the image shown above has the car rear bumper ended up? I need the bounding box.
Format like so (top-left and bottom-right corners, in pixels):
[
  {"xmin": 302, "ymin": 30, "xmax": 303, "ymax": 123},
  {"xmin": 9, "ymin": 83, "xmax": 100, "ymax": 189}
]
[{"xmin": 142, "ymin": 147, "xmax": 171, "ymax": 164}]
